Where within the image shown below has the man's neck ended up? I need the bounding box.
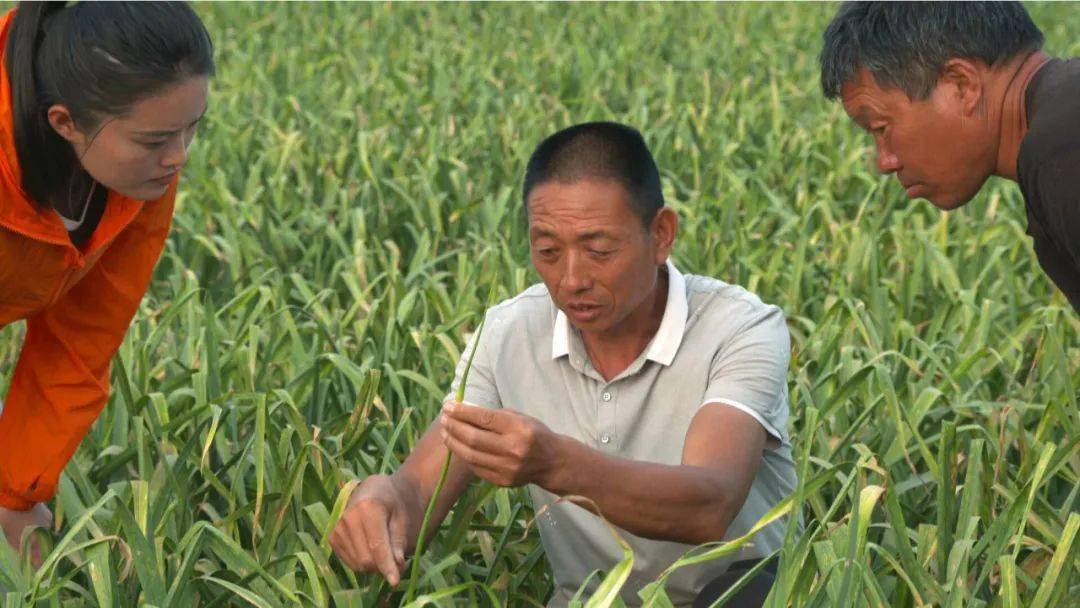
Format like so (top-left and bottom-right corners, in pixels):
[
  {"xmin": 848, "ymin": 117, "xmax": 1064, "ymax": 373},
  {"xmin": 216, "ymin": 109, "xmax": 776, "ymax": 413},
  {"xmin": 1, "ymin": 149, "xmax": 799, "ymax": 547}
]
[
  {"xmin": 581, "ymin": 269, "xmax": 668, "ymax": 381},
  {"xmin": 994, "ymin": 50, "xmax": 1051, "ymax": 181}
]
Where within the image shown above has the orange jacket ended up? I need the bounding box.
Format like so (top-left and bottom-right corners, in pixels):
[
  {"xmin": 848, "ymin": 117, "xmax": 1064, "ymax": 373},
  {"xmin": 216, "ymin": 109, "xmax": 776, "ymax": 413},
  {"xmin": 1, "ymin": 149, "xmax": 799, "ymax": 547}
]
[{"xmin": 0, "ymin": 10, "xmax": 178, "ymax": 510}]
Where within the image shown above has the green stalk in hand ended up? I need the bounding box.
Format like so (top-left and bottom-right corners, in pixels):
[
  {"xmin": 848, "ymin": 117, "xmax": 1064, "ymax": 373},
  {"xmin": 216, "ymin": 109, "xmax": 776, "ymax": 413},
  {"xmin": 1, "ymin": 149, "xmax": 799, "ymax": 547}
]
[{"xmin": 403, "ymin": 314, "xmax": 487, "ymax": 604}]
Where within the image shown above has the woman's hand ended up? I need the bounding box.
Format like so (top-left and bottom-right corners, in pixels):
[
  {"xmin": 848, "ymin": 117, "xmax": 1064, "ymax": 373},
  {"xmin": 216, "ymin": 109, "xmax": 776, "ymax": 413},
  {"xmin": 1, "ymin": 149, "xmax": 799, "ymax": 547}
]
[{"xmin": 0, "ymin": 502, "xmax": 52, "ymax": 568}]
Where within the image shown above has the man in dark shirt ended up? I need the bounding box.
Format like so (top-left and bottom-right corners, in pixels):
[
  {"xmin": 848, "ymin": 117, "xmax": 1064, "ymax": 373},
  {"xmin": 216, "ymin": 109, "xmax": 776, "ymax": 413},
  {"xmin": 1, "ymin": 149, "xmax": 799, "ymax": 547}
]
[{"xmin": 820, "ymin": 2, "xmax": 1079, "ymax": 312}]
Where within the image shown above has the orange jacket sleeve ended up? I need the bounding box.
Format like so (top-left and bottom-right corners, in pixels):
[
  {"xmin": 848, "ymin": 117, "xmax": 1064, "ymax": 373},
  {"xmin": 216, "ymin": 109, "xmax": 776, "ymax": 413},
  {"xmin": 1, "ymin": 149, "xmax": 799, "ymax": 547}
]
[{"xmin": 0, "ymin": 195, "xmax": 175, "ymax": 510}]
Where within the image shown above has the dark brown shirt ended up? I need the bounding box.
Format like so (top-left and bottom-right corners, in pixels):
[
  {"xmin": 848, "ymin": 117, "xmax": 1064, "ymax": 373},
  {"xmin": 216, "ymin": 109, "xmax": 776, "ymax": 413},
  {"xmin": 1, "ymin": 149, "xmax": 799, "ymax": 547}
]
[{"xmin": 1018, "ymin": 57, "xmax": 1080, "ymax": 312}]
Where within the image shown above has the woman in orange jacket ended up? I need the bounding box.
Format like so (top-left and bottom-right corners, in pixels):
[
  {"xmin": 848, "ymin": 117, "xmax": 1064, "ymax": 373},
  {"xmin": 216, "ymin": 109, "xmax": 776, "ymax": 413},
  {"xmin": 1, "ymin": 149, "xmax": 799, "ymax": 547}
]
[{"xmin": 0, "ymin": 2, "xmax": 213, "ymax": 564}]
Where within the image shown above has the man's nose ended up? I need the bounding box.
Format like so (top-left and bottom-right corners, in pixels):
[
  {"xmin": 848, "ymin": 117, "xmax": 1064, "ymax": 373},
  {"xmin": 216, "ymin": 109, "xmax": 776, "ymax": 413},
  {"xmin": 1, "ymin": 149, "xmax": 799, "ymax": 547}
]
[
  {"xmin": 876, "ymin": 143, "xmax": 901, "ymax": 174},
  {"xmin": 562, "ymin": 252, "xmax": 593, "ymax": 292}
]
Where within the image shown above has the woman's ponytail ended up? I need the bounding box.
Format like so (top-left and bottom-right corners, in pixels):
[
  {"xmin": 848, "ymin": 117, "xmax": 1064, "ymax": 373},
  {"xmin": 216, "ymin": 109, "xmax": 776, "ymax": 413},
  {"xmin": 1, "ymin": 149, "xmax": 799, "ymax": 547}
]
[{"xmin": 5, "ymin": 2, "xmax": 72, "ymax": 208}]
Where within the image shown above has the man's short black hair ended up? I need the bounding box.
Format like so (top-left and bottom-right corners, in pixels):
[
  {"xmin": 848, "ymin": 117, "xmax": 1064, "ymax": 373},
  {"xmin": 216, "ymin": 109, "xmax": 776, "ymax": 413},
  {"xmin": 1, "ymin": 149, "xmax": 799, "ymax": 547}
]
[
  {"xmin": 820, "ymin": 1, "xmax": 1044, "ymax": 100},
  {"xmin": 522, "ymin": 121, "xmax": 664, "ymax": 226}
]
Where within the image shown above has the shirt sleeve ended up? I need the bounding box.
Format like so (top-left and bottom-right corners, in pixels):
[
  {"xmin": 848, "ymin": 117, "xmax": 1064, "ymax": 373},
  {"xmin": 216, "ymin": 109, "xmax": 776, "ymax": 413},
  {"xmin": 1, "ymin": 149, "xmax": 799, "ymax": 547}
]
[
  {"xmin": 443, "ymin": 309, "xmax": 502, "ymax": 411},
  {"xmin": 699, "ymin": 303, "xmax": 791, "ymax": 447},
  {"xmin": 0, "ymin": 193, "xmax": 175, "ymax": 510}
]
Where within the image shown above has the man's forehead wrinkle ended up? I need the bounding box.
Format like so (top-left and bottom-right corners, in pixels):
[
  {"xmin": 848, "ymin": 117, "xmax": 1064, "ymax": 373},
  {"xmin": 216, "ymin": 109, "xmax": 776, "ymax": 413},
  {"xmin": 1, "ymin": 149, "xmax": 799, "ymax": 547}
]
[
  {"xmin": 530, "ymin": 202, "xmax": 610, "ymax": 222},
  {"xmin": 530, "ymin": 211, "xmax": 621, "ymax": 242},
  {"xmin": 530, "ymin": 194, "xmax": 617, "ymax": 218},
  {"xmin": 530, "ymin": 215, "xmax": 618, "ymax": 235},
  {"xmin": 841, "ymin": 84, "xmax": 887, "ymax": 126}
]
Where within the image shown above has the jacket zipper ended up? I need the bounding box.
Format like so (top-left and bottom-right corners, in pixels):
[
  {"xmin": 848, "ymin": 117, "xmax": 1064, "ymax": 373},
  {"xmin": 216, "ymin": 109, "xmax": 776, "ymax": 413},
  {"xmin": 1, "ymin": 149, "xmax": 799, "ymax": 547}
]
[
  {"xmin": 0, "ymin": 214, "xmax": 86, "ymax": 309},
  {"xmin": 1, "ymin": 195, "xmax": 144, "ymax": 308}
]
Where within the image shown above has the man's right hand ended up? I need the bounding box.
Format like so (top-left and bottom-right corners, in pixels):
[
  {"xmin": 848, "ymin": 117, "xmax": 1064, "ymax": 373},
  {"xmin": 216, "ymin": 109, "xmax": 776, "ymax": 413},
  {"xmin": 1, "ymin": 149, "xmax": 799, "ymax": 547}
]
[
  {"xmin": 0, "ymin": 502, "xmax": 52, "ymax": 568},
  {"xmin": 329, "ymin": 474, "xmax": 421, "ymax": 586}
]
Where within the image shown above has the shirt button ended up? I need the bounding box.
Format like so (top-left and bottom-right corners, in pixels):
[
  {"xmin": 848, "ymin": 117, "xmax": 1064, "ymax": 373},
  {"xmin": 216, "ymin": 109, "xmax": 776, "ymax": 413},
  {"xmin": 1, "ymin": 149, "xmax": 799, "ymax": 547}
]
[
  {"xmin": 602, "ymin": 392, "xmax": 612, "ymax": 402},
  {"xmin": 600, "ymin": 434, "xmax": 611, "ymax": 444}
]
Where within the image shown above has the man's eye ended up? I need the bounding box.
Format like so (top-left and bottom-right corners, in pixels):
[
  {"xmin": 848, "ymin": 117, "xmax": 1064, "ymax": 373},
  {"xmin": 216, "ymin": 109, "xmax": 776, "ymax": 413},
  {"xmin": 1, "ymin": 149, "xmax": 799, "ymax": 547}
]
[
  {"xmin": 588, "ymin": 249, "xmax": 613, "ymax": 258},
  {"xmin": 140, "ymin": 140, "xmax": 167, "ymax": 149}
]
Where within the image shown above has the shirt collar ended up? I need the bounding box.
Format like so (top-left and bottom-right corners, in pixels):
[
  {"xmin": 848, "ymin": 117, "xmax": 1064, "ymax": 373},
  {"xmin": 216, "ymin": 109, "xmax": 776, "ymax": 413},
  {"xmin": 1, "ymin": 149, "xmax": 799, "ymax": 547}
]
[{"xmin": 550, "ymin": 259, "xmax": 688, "ymax": 366}]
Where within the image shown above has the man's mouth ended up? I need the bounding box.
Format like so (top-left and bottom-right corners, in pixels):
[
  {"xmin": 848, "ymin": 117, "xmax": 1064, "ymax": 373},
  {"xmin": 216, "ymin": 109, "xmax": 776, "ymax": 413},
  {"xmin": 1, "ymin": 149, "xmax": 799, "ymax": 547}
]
[
  {"xmin": 565, "ymin": 302, "xmax": 602, "ymax": 323},
  {"xmin": 899, "ymin": 178, "xmax": 924, "ymax": 198}
]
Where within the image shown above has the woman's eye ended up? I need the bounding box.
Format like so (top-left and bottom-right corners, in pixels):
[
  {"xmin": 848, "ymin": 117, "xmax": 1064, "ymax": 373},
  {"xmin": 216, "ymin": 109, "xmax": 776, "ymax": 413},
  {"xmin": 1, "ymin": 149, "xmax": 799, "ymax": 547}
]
[{"xmin": 140, "ymin": 140, "xmax": 168, "ymax": 149}]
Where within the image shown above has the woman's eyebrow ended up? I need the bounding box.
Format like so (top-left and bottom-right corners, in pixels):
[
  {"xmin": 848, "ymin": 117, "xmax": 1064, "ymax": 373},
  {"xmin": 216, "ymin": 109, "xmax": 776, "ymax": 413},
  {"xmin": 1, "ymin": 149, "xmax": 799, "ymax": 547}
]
[{"xmin": 134, "ymin": 106, "xmax": 208, "ymax": 137}]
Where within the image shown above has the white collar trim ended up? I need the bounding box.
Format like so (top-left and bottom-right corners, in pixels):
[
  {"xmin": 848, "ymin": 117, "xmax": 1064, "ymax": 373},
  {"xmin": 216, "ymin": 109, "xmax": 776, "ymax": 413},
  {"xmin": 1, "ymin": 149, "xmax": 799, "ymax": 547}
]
[{"xmin": 550, "ymin": 259, "xmax": 688, "ymax": 367}]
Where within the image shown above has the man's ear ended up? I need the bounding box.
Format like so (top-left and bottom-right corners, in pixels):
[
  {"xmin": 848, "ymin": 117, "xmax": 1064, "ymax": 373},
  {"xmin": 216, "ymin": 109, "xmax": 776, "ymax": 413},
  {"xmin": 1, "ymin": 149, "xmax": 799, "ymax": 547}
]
[
  {"xmin": 938, "ymin": 58, "xmax": 985, "ymax": 117},
  {"xmin": 651, "ymin": 207, "xmax": 678, "ymax": 264},
  {"xmin": 46, "ymin": 104, "xmax": 84, "ymax": 145}
]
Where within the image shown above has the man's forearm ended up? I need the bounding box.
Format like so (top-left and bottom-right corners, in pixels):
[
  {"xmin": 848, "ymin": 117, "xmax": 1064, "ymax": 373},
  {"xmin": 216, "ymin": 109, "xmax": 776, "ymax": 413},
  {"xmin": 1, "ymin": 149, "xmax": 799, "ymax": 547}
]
[
  {"xmin": 396, "ymin": 422, "xmax": 476, "ymax": 550},
  {"xmin": 540, "ymin": 435, "xmax": 741, "ymax": 545}
]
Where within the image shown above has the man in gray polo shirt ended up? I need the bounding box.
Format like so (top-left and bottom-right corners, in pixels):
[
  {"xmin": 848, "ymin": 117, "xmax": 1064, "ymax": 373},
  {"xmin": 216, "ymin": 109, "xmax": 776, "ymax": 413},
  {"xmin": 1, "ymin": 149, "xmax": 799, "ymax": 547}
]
[{"xmin": 330, "ymin": 122, "xmax": 798, "ymax": 607}]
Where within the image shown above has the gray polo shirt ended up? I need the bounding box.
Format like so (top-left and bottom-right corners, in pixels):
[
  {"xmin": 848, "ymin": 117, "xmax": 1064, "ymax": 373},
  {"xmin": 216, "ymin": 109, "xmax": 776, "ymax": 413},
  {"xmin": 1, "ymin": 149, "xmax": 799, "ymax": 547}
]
[{"xmin": 445, "ymin": 260, "xmax": 797, "ymax": 607}]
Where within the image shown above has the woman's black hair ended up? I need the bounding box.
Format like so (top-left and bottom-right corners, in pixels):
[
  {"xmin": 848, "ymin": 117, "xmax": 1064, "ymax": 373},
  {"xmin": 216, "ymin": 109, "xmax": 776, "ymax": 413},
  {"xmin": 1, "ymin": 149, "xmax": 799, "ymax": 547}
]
[{"xmin": 5, "ymin": 1, "xmax": 214, "ymax": 210}]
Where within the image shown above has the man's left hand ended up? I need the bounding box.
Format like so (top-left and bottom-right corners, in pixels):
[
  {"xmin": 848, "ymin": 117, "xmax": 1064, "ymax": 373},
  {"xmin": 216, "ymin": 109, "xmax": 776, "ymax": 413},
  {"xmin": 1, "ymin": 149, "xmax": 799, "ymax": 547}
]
[{"xmin": 440, "ymin": 401, "xmax": 562, "ymax": 488}]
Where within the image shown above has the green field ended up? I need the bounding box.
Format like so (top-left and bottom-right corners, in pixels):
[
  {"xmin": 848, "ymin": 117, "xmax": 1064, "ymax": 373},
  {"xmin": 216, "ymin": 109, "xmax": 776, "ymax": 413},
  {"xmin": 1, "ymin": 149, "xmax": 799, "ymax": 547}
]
[{"xmin": 1, "ymin": 2, "xmax": 1078, "ymax": 606}]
